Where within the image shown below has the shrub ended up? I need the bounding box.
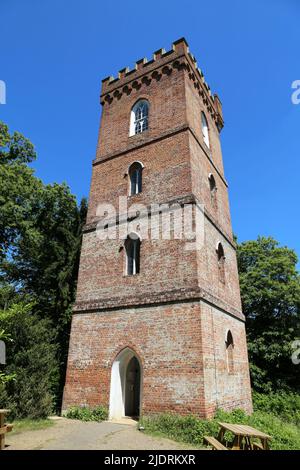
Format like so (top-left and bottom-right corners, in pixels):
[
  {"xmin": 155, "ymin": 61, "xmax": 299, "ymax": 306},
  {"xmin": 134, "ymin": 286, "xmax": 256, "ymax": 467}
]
[
  {"xmin": 64, "ymin": 405, "xmax": 108, "ymax": 422},
  {"xmin": 140, "ymin": 404, "xmax": 300, "ymax": 450},
  {"xmin": 252, "ymin": 391, "xmax": 300, "ymax": 426},
  {"xmin": 0, "ymin": 303, "xmax": 58, "ymax": 419}
]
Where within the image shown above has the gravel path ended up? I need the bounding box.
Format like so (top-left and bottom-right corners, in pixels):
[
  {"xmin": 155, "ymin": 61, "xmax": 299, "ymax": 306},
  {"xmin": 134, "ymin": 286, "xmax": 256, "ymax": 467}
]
[{"xmin": 5, "ymin": 418, "xmax": 197, "ymax": 450}]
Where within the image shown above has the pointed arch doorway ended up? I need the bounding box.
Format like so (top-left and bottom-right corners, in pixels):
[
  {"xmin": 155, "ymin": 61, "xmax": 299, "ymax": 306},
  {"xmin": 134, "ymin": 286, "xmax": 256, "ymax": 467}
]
[{"xmin": 109, "ymin": 348, "xmax": 142, "ymax": 420}]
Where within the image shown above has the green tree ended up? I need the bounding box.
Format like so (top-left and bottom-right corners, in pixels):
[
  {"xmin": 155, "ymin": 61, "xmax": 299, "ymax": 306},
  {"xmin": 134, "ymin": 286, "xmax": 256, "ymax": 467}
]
[
  {"xmin": 0, "ymin": 303, "xmax": 57, "ymax": 418},
  {"xmin": 2, "ymin": 187, "xmax": 88, "ymax": 408},
  {"xmin": 0, "ymin": 122, "xmax": 39, "ymax": 262},
  {"xmin": 0, "ymin": 329, "xmax": 15, "ymax": 392},
  {"xmin": 0, "ymin": 121, "xmax": 87, "ymax": 411},
  {"xmin": 237, "ymin": 236, "xmax": 300, "ymax": 392}
]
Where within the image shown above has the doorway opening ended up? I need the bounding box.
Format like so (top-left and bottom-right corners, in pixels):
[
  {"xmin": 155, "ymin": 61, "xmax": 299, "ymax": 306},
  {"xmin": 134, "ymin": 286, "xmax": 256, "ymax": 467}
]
[{"xmin": 109, "ymin": 348, "xmax": 142, "ymax": 420}]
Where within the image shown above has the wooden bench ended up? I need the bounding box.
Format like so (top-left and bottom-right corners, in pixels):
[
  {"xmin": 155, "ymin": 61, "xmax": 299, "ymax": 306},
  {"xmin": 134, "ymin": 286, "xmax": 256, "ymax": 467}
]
[
  {"xmin": 0, "ymin": 426, "xmax": 8, "ymax": 435},
  {"xmin": 204, "ymin": 435, "xmax": 228, "ymax": 450},
  {"xmin": 0, "ymin": 410, "xmax": 12, "ymax": 450},
  {"xmin": 6, "ymin": 424, "xmax": 13, "ymax": 433},
  {"xmin": 0, "ymin": 425, "xmax": 13, "ymax": 436},
  {"xmin": 253, "ymin": 441, "xmax": 264, "ymax": 450},
  {"xmin": 217, "ymin": 422, "xmax": 271, "ymax": 450}
]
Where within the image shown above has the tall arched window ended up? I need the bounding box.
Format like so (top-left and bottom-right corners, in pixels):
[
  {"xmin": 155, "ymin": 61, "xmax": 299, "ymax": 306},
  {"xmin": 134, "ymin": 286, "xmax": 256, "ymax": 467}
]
[
  {"xmin": 217, "ymin": 242, "xmax": 225, "ymax": 284},
  {"xmin": 130, "ymin": 100, "xmax": 149, "ymax": 136},
  {"xmin": 125, "ymin": 234, "xmax": 141, "ymax": 275},
  {"xmin": 225, "ymin": 330, "xmax": 234, "ymax": 374},
  {"xmin": 129, "ymin": 162, "xmax": 143, "ymax": 195},
  {"xmin": 209, "ymin": 173, "xmax": 217, "ymax": 208},
  {"xmin": 201, "ymin": 112, "xmax": 210, "ymax": 148}
]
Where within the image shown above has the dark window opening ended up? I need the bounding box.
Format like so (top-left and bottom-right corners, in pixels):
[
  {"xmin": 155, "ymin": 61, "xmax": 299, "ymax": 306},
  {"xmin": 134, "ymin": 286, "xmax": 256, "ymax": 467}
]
[
  {"xmin": 125, "ymin": 235, "xmax": 141, "ymax": 275},
  {"xmin": 226, "ymin": 330, "xmax": 234, "ymax": 374},
  {"xmin": 217, "ymin": 242, "xmax": 225, "ymax": 284},
  {"xmin": 209, "ymin": 174, "xmax": 217, "ymax": 209},
  {"xmin": 129, "ymin": 162, "xmax": 143, "ymax": 195}
]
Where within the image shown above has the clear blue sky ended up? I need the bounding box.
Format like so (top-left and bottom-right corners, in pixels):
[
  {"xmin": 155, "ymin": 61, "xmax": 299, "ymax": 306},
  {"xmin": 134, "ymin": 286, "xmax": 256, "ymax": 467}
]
[{"xmin": 1, "ymin": 0, "xmax": 300, "ymax": 260}]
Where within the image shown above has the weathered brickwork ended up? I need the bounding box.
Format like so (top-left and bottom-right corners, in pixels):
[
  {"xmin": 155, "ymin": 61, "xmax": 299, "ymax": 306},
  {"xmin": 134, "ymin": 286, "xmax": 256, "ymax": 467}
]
[
  {"xmin": 75, "ymin": 228, "xmax": 198, "ymax": 304},
  {"xmin": 63, "ymin": 301, "xmax": 251, "ymax": 417},
  {"xmin": 199, "ymin": 302, "xmax": 252, "ymax": 415},
  {"xmin": 63, "ymin": 38, "xmax": 252, "ymax": 417},
  {"xmin": 63, "ymin": 302, "xmax": 204, "ymax": 415},
  {"xmin": 87, "ymin": 131, "xmax": 192, "ymax": 225},
  {"xmin": 196, "ymin": 216, "xmax": 242, "ymax": 312},
  {"xmin": 189, "ymin": 133, "xmax": 232, "ymax": 239}
]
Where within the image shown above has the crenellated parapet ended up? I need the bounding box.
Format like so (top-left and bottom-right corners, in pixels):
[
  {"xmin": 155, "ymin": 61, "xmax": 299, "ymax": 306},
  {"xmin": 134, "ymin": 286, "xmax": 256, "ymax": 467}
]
[{"xmin": 100, "ymin": 38, "xmax": 224, "ymax": 131}]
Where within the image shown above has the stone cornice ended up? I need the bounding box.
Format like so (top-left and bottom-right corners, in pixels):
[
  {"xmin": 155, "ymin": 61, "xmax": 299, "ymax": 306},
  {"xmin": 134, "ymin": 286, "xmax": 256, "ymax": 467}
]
[
  {"xmin": 83, "ymin": 193, "xmax": 194, "ymax": 232},
  {"xmin": 204, "ymin": 206, "xmax": 235, "ymax": 249},
  {"xmin": 73, "ymin": 286, "xmax": 245, "ymax": 322},
  {"xmin": 83, "ymin": 193, "xmax": 236, "ymax": 250},
  {"xmin": 92, "ymin": 124, "xmax": 228, "ymax": 188},
  {"xmin": 92, "ymin": 124, "xmax": 190, "ymax": 166}
]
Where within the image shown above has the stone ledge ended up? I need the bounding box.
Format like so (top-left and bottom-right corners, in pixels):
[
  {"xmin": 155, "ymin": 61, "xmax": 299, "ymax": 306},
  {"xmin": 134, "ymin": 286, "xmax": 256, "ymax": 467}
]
[
  {"xmin": 93, "ymin": 124, "xmax": 228, "ymax": 188},
  {"xmin": 83, "ymin": 193, "xmax": 194, "ymax": 232},
  {"xmin": 73, "ymin": 286, "xmax": 245, "ymax": 322},
  {"xmin": 83, "ymin": 193, "xmax": 236, "ymax": 250},
  {"xmin": 93, "ymin": 124, "xmax": 190, "ymax": 165}
]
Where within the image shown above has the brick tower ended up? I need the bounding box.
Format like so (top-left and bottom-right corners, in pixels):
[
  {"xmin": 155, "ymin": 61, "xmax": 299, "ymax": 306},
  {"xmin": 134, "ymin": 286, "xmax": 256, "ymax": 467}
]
[{"xmin": 63, "ymin": 38, "xmax": 252, "ymax": 418}]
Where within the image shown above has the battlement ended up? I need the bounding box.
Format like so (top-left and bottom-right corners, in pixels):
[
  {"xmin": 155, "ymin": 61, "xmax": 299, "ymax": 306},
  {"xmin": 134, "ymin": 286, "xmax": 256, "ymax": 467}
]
[
  {"xmin": 100, "ymin": 38, "xmax": 223, "ymax": 130},
  {"xmin": 101, "ymin": 38, "xmax": 188, "ymax": 91}
]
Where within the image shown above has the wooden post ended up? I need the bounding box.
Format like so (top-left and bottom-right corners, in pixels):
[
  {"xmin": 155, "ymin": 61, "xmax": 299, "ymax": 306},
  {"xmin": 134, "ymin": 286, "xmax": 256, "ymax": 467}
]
[
  {"xmin": 0, "ymin": 411, "xmax": 5, "ymax": 450},
  {"xmin": 262, "ymin": 438, "xmax": 270, "ymax": 450},
  {"xmin": 0, "ymin": 409, "xmax": 10, "ymax": 451},
  {"xmin": 217, "ymin": 427, "xmax": 225, "ymax": 444}
]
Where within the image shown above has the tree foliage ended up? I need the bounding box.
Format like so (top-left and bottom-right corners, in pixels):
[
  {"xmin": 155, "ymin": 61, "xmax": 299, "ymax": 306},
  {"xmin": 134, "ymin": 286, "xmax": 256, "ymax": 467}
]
[
  {"xmin": 237, "ymin": 236, "xmax": 300, "ymax": 392},
  {"xmin": 0, "ymin": 121, "xmax": 87, "ymax": 414},
  {"xmin": 0, "ymin": 302, "xmax": 57, "ymax": 418},
  {"xmin": 0, "ymin": 122, "xmax": 39, "ymax": 262}
]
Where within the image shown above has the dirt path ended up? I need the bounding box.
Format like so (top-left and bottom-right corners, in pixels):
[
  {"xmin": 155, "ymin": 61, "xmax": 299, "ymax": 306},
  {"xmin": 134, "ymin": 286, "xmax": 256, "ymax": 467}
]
[{"xmin": 5, "ymin": 417, "xmax": 197, "ymax": 450}]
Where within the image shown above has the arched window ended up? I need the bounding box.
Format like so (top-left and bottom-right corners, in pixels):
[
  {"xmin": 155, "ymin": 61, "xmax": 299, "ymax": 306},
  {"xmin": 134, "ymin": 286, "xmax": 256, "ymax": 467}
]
[
  {"xmin": 130, "ymin": 100, "xmax": 149, "ymax": 136},
  {"xmin": 129, "ymin": 162, "xmax": 143, "ymax": 195},
  {"xmin": 217, "ymin": 242, "xmax": 225, "ymax": 283},
  {"xmin": 125, "ymin": 234, "xmax": 141, "ymax": 275},
  {"xmin": 201, "ymin": 112, "xmax": 210, "ymax": 148},
  {"xmin": 209, "ymin": 174, "xmax": 217, "ymax": 208},
  {"xmin": 225, "ymin": 330, "xmax": 234, "ymax": 374}
]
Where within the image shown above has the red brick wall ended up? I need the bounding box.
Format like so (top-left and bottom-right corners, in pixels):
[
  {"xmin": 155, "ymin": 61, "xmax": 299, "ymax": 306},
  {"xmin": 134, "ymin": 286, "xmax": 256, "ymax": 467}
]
[
  {"xmin": 63, "ymin": 38, "xmax": 252, "ymax": 417},
  {"xmin": 87, "ymin": 131, "xmax": 192, "ymax": 225},
  {"xmin": 75, "ymin": 230, "xmax": 198, "ymax": 305},
  {"xmin": 184, "ymin": 73, "xmax": 225, "ymax": 177},
  {"xmin": 96, "ymin": 68, "xmax": 187, "ymax": 160},
  {"xmin": 63, "ymin": 302, "xmax": 204, "ymax": 415},
  {"xmin": 189, "ymin": 134, "xmax": 233, "ymax": 240},
  {"xmin": 63, "ymin": 301, "xmax": 252, "ymax": 417},
  {"xmin": 200, "ymin": 301, "xmax": 252, "ymax": 415},
  {"xmin": 196, "ymin": 217, "xmax": 242, "ymax": 313}
]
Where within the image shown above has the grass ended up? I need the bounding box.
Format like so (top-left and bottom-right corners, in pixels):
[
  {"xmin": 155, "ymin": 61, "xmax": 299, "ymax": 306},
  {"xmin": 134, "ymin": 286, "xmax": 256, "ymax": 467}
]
[
  {"xmin": 140, "ymin": 407, "xmax": 300, "ymax": 450},
  {"xmin": 9, "ymin": 418, "xmax": 55, "ymax": 435},
  {"xmin": 63, "ymin": 405, "xmax": 108, "ymax": 422},
  {"xmin": 139, "ymin": 424, "xmax": 205, "ymax": 449}
]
